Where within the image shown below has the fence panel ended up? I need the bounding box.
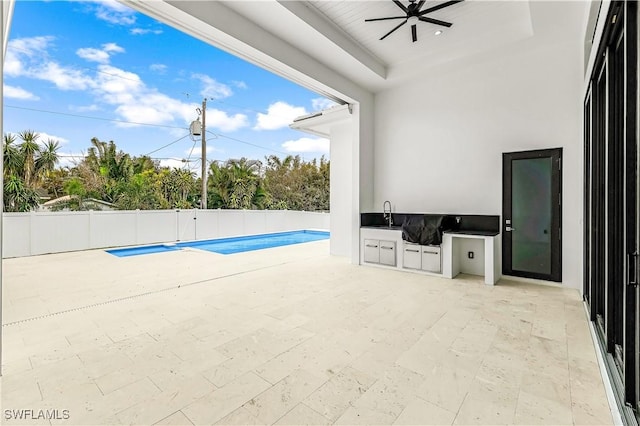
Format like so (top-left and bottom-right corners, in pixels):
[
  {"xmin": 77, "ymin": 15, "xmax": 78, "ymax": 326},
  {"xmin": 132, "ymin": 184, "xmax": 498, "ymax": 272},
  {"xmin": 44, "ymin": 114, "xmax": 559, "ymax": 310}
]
[
  {"xmin": 30, "ymin": 212, "xmax": 90, "ymax": 255},
  {"xmin": 217, "ymin": 211, "xmax": 245, "ymax": 238},
  {"xmin": 90, "ymin": 211, "xmax": 137, "ymax": 249},
  {"xmin": 136, "ymin": 210, "xmax": 179, "ymax": 245},
  {"xmin": 3, "ymin": 210, "xmax": 329, "ymax": 258},
  {"xmin": 176, "ymin": 210, "xmax": 197, "ymax": 241},
  {"xmin": 194, "ymin": 210, "xmax": 219, "ymax": 240},
  {"xmin": 243, "ymin": 211, "xmax": 267, "ymax": 236},
  {"xmin": 3, "ymin": 214, "xmax": 31, "ymax": 258}
]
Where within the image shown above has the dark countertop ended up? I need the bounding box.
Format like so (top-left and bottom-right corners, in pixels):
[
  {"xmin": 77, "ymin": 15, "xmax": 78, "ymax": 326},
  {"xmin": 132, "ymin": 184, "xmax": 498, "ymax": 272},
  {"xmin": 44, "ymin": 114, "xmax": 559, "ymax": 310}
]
[
  {"xmin": 444, "ymin": 230, "xmax": 500, "ymax": 237},
  {"xmin": 360, "ymin": 225, "xmax": 403, "ymax": 230},
  {"xmin": 361, "ymin": 212, "xmax": 500, "ymax": 237},
  {"xmin": 360, "ymin": 226, "xmax": 499, "ymax": 236}
]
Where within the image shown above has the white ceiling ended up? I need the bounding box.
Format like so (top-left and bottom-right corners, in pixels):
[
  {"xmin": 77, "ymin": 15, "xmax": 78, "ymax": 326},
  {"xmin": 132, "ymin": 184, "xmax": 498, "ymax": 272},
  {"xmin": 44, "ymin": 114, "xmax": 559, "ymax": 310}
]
[
  {"xmin": 220, "ymin": 1, "xmax": 537, "ymax": 91},
  {"xmin": 308, "ymin": 1, "xmax": 531, "ymax": 67},
  {"xmin": 133, "ymin": 1, "xmax": 588, "ymax": 96}
]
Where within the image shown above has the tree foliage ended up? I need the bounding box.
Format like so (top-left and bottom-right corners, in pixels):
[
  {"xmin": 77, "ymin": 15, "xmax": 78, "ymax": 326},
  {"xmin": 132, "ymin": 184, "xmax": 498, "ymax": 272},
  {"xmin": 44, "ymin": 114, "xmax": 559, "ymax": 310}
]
[
  {"xmin": 4, "ymin": 133, "xmax": 330, "ymax": 212},
  {"xmin": 263, "ymin": 155, "xmax": 329, "ymax": 211},
  {"xmin": 3, "ymin": 131, "xmax": 60, "ymax": 212}
]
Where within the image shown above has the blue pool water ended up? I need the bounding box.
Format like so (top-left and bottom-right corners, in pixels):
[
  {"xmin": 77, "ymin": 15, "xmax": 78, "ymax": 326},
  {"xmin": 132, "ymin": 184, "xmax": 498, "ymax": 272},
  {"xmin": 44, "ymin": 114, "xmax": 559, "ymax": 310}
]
[
  {"xmin": 106, "ymin": 230, "xmax": 329, "ymax": 257},
  {"xmin": 106, "ymin": 244, "xmax": 181, "ymax": 257}
]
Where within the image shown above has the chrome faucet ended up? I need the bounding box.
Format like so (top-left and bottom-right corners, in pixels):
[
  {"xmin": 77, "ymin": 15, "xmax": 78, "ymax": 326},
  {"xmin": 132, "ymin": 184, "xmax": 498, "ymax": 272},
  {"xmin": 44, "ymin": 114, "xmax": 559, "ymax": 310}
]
[{"xmin": 383, "ymin": 200, "xmax": 393, "ymax": 227}]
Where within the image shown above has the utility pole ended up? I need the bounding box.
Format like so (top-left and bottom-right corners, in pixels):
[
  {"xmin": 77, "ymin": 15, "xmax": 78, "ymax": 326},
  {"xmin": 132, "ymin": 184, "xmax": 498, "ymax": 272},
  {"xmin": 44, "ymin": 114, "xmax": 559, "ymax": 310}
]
[{"xmin": 201, "ymin": 98, "xmax": 207, "ymax": 209}]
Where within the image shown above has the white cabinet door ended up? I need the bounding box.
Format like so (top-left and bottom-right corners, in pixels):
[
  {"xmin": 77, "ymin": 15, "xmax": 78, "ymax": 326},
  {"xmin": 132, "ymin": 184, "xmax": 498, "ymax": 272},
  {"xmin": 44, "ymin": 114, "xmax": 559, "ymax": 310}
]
[
  {"xmin": 422, "ymin": 246, "xmax": 441, "ymax": 273},
  {"xmin": 379, "ymin": 241, "xmax": 396, "ymax": 266},
  {"xmin": 403, "ymin": 244, "xmax": 421, "ymax": 269},
  {"xmin": 364, "ymin": 239, "xmax": 380, "ymax": 263}
]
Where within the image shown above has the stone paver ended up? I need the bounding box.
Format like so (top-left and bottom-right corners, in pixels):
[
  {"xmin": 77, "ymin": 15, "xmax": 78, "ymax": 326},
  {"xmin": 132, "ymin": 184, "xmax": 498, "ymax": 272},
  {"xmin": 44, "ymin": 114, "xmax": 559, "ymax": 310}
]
[{"xmin": 1, "ymin": 240, "xmax": 612, "ymax": 425}]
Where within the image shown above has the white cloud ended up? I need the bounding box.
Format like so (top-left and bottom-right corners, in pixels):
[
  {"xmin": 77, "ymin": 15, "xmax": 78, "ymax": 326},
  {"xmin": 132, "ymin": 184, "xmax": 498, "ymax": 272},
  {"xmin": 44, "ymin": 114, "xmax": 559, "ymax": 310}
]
[
  {"xmin": 282, "ymin": 137, "xmax": 329, "ymax": 154},
  {"xmin": 4, "ymin": 84, "xmax": 39, "ymax": 100},
  {"xmin": 4, "ymin": 36, "xmax": 248, "ymax": 133},
  {"xmin": 93, "ymin": 0, "xmax": 136, "ymax": 25},
  {"xmin": 7, "ymin": 37, "xmax": 96, "ymax": 89},
  {"xmin": 159, "ymin": 158, "xmax": 189, "ymax": 170},
  {"xmin": 39, "ymin": 62, "xmax": 95, "ymax": 90},
  {"xmin": 130, "ymin": 28, "xmax": 163, "ymax": 36},
  {"xmin": 102, "ymin": 43, "xmax": 124, "ymax": 53},
  {"xmin": 311, "ymin": 97, "xmax": 338, "ymax": 111},
  {"xmin": 77, "ymin": 43, "xmax": 124, "ymax": 64},
  {"xmin": 57, "ymin": 152, "xmax": 85, "ymax": 169},
  {"xmin": 254, "ymin": 101, "xmax": 308, "ymax": 131},
  {"xmin": 232, "ymin": 80, "xmax": 248, "ymax": 90},
  {"xmin": 69, "ymin": 104, "xmax": 100, "ymax": 113},
  {"xmin": 5, "ymin": 36, "xmax": 54, "ymax": 77},
  {"xmin": 192, "ymin": 74, "xmax": 233, "ymax": 99},
  {"xmin": 76, "ymin": 47, "xmax": 110, "ymax": 64},
  {"xmin": 92, "ymin": 65, "xmax": 247, "ymax": 131},
  {"xmin": 149, "ymin": 64, "xmax": 167, "ymax": 73},
  {"xmin": 37, "ymin": 132, "xmax": 69, "ymax": 146},
  {"xmin": 205, "ymin": 109, "xmax": 250, "ymax": 132}
]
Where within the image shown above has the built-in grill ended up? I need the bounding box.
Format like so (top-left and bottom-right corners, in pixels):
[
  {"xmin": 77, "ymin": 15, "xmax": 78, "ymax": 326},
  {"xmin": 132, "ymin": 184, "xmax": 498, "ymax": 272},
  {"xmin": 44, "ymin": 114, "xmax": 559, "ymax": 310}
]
[{"xmin": 401, "ymin": 214, "xmax": 454, "ymax": 246}]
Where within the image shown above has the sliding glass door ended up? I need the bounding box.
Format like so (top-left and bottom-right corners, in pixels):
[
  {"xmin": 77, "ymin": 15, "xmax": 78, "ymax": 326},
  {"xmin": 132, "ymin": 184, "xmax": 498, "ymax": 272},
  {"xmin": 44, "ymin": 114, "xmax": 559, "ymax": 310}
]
[{"xmin": 584, "ymin": 0, "xmax": 639, "ymax": 420}]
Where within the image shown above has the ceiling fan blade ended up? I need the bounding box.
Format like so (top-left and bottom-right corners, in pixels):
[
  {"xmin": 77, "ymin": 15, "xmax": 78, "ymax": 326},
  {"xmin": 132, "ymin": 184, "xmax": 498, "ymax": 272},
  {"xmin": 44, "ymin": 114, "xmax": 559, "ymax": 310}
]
[
  {"xmin": 365, "ymin": 16, "xmax": 409, "ymax": 22},
  {"xmin": 411, "ymin": 24, "xmax": 417, "ymax": 42},
  {"xmin": 419, "ymin": 0, "xmax": 463, "ymax": 16},
  {"xmin": 416, "ymin": 0, "xmax": 426, "ymax": 10},
  {"xmin": 392, "ymin": 0, "xmax": 409, "ymax": 13},
  {"xmin": 418, "ymin": 16, "xmax": 453, "ymax": 27},
  {"xmin": 380, "ymin": 19, "xmax": 407, "ymax": 40}
]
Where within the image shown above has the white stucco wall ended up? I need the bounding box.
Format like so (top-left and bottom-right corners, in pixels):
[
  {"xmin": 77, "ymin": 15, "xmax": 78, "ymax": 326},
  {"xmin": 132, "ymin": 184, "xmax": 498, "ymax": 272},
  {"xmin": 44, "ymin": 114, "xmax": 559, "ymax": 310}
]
[
  {"xmin": 330, "ymin": 122, "xmax": 353, "ymax": 257},
  {"xmin": 373, "ymin": 4, "xmax": 585, "ymax": 288}
]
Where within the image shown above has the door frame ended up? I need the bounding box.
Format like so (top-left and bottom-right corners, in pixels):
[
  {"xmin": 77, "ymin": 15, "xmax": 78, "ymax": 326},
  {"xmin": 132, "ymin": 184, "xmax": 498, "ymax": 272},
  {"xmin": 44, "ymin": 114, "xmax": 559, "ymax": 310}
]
[{"xmin": 502, "ymin": 148, "xmax": 563, "ymax": 282}]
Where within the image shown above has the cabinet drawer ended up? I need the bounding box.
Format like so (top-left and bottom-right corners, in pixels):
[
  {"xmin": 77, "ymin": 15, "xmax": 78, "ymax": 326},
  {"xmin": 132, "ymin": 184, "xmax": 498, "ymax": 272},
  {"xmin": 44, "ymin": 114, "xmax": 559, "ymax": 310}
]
[
  {"xmin": 403, "ymin": 244, "xmax": 422, "ymax": 269},
  {"xmin": 363, "ymin": 239, "xmax": 380, "ymax": 264},
  {"xmin": 379, "ymin": 240, "xmax": 396, "ymax": 266},
  {"xmin": 421, "ymin": 246, "xmax": 441, "ymax": 273}
]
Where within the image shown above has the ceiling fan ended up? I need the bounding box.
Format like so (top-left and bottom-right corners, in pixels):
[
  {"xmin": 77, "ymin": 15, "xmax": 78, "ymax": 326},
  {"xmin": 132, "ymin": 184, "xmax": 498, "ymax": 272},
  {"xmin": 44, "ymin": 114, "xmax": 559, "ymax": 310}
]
[{"xmin": 365, "ymin": 0, "xmax": 463, "ymax": 43}]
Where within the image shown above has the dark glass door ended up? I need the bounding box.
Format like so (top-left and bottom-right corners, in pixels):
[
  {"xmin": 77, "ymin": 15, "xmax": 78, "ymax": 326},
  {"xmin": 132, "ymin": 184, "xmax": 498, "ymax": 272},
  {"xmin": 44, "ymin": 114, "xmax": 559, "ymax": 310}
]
[
  {"xmin": 503, "ymin": 148, "xmax": 562, "ymax": 282},
  {"xmin": 583, "ymin": 1, "xmax": 639, "ymax": 418},
  {"xmin": 584, "ymin": 89, "xmax": 592, "ymax": 307}
]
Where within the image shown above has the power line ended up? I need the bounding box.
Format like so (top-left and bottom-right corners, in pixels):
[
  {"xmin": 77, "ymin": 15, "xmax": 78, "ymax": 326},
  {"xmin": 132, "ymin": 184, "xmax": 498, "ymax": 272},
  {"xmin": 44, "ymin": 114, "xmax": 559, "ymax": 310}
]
[
  {"xmin": 4, "ymin": 104, "xmax": 188, "ymax": 130},
  {"xmin": 56, "ymin": 154, "xmax": 193, "ymax": 162},
  {"xmin": 144, "ymin": 134, "xmax": 190, "ymax": 156},
  {"xmin": 210, "ymin": 131, "xmax": 290, "ymax": 156},
  {"xmin": 6, "ymin": 105, "xmax": 293, "ymax": 157}
]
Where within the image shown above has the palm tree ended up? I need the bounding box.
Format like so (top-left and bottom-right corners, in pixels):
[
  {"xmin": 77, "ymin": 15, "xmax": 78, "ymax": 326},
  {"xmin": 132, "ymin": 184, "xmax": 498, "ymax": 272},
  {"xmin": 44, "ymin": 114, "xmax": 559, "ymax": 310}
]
[
  {"xmin": 34, "ymin": 139, "xmax": 60, "ymax": 184},
  {"xmin": 4, "ymin": 175, "xmax": 40, "ymax": 212},
  {"xmin": 18, "ymin": 130, "xmax": 40, "ymax": 186},
  {"xmin": 172, "ymin": 168, "xmax": 195, "ymax": 206},
  {"xmin": 206, "ymin": 158, "xmax": 266, "ymax": 209},
  {"xmin": 3, "ymin": 134, "xmax": 23, "ymax": 178},
  {"xmin": 228, "ymin": 158, "xmax": 263, "ymax": 209},
  {"xmin": 85, "ymin": 138, "xmax": 134, "ymax": 202},
  {"xmin": 208, "ymin": 161, "xmax": 233, "ymax": 208}
]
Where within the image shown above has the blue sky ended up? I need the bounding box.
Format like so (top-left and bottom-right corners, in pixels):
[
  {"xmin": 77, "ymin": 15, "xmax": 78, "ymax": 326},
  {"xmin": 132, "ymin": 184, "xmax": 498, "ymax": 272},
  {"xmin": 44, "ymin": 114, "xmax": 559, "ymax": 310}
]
[{"xmin": 3, "ymin": 0, "xmax": 335, "ymax": 173}]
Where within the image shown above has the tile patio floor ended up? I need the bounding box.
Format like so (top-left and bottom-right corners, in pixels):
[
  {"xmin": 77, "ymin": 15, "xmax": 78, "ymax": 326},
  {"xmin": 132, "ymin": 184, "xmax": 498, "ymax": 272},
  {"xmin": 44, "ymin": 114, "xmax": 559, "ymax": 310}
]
[{"xmin": 1, "ymin": 240, "xmax": 613, "ymax": 425}]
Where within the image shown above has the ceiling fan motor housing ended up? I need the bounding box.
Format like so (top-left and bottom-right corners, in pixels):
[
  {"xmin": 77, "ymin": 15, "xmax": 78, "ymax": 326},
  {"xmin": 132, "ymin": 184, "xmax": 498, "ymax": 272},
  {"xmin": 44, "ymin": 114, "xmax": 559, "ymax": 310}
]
[{"xmin": 364, "ymin": 0, "xmax": 463, "ymax": 43}]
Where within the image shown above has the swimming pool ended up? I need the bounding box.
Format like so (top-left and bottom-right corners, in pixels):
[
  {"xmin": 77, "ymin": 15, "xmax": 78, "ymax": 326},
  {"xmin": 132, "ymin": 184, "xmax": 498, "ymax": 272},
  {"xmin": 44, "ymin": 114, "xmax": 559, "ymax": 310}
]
[{"xmin": 106, "ymin": 230, "xmax": 329, "ymax": 257}]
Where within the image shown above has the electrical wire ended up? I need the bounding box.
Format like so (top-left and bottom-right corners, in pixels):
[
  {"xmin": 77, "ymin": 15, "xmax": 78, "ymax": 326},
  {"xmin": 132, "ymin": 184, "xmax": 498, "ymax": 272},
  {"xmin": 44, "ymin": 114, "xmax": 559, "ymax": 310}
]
[
  {"xmin": 185, "ymin": 138, "xmax": 198, "ymax": 168},
  {"xmin": 4, "ymin": 105, "xmax": 188, "ymax": 130},
  {"xmin": 210, "ymin": 131, "xmax": 290, "ymax": 156},
  {"xmin": 144, "ymin": 134, "xmax": 191, "ymax": 156},
  {"xmin": 6, "ymin": 106, "xmax": 295, "ymax": 157}
]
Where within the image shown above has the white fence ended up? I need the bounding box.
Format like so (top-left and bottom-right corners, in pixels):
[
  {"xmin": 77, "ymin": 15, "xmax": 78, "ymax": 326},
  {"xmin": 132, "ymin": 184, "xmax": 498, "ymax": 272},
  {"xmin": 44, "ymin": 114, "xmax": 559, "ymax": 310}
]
[{"xmin": 3, "ymin": 209, "xmax": 330, "ymax": 258}]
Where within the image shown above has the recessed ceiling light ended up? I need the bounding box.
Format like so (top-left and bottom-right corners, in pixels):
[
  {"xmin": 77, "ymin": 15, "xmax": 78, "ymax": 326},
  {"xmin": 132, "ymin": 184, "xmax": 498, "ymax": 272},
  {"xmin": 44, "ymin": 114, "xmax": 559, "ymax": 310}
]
[{"xmin": 435, "ymin": 30, "xmax": 443, "ymax": 36}]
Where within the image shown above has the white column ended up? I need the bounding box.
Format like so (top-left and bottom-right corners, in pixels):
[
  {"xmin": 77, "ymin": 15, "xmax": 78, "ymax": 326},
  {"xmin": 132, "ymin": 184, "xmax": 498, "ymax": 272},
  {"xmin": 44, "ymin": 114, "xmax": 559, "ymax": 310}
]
[{"xmin": 1, "ymin": 0, "xmax": 16, "ymax": 377}]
